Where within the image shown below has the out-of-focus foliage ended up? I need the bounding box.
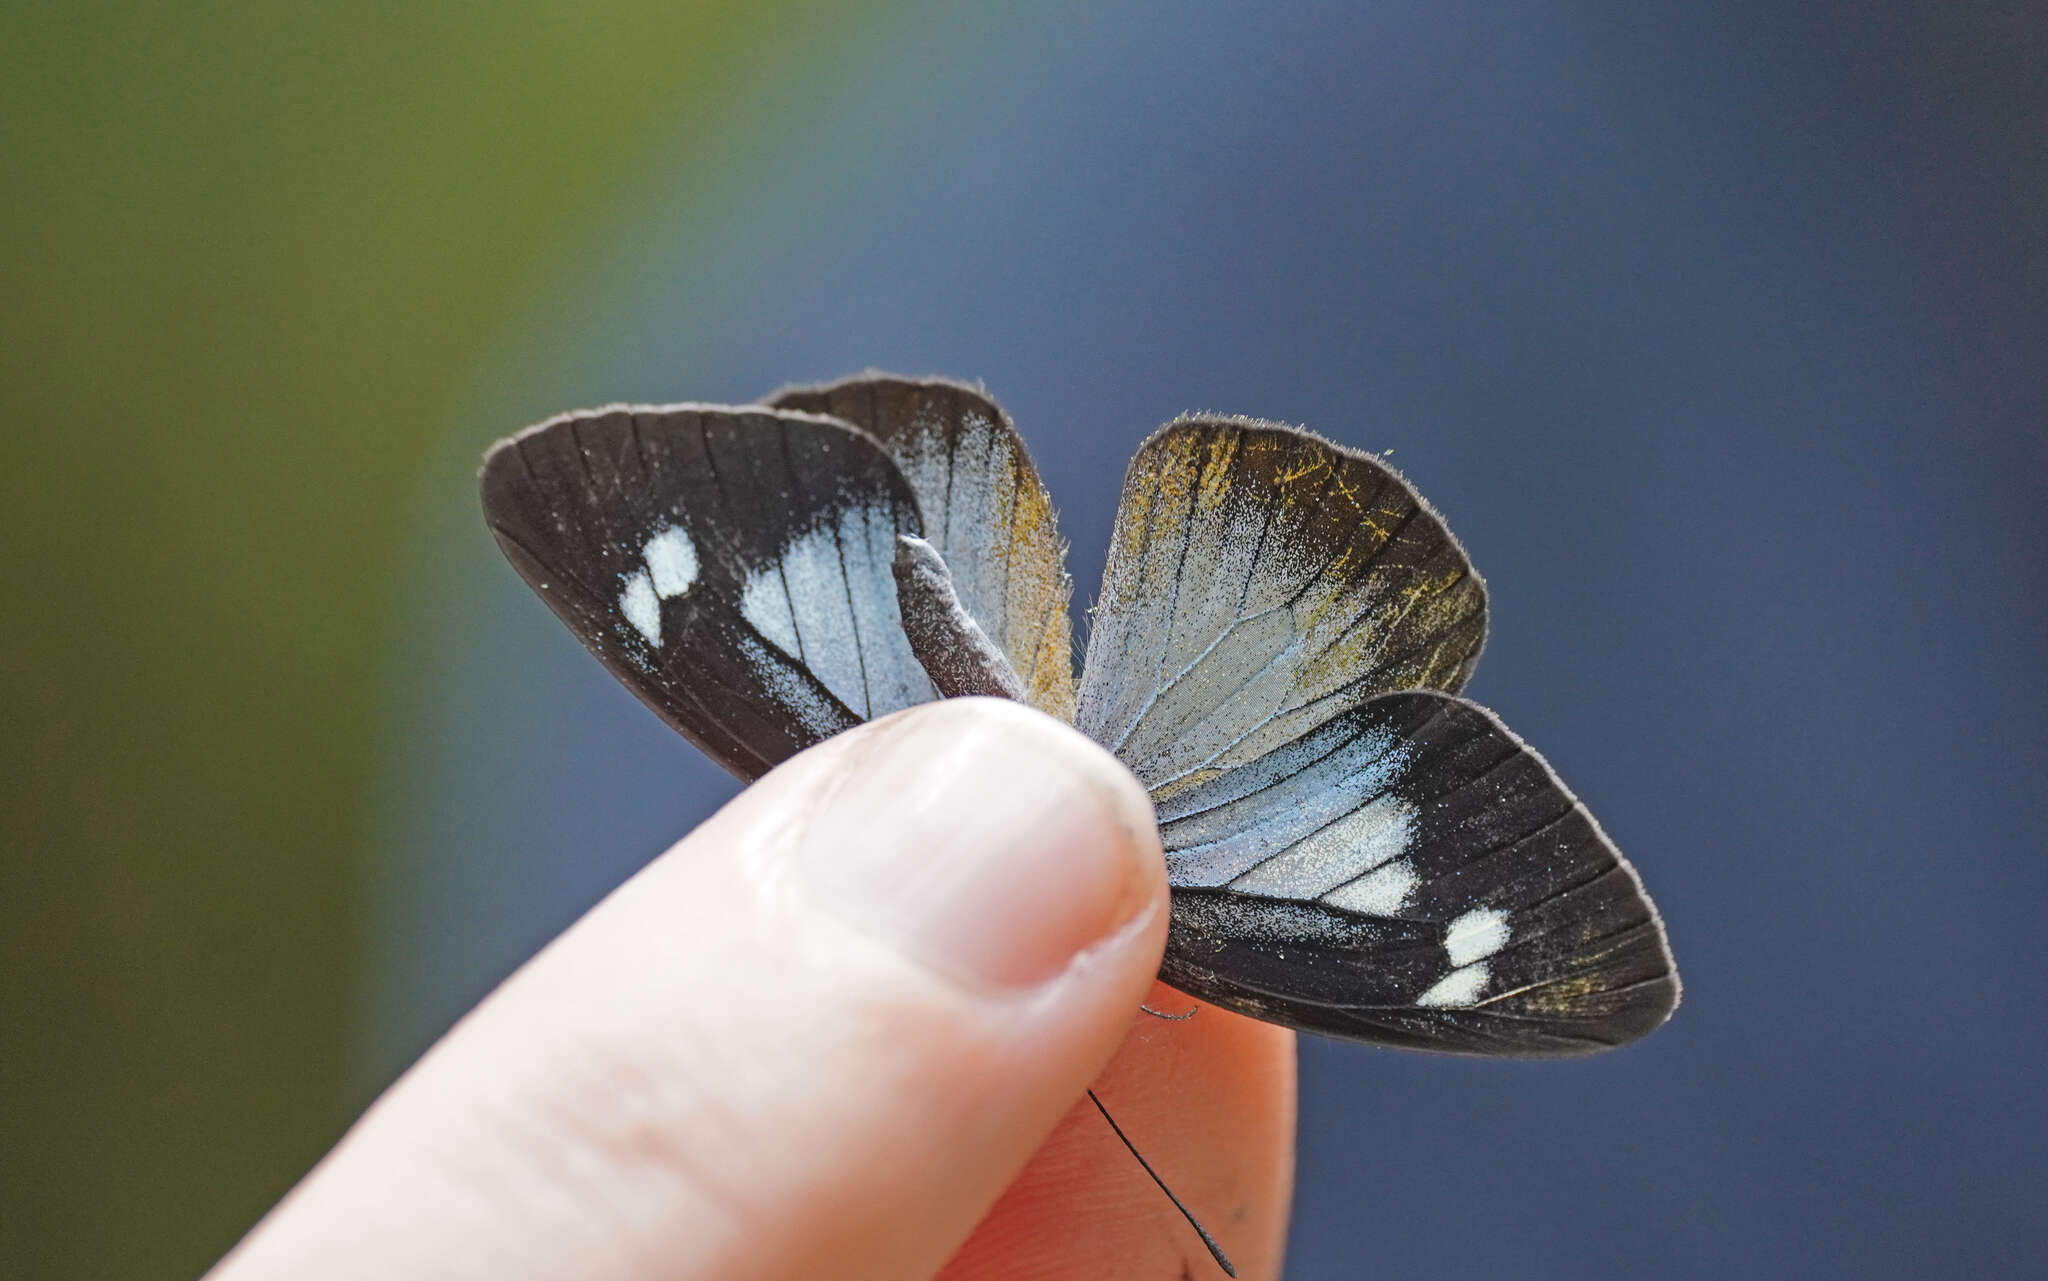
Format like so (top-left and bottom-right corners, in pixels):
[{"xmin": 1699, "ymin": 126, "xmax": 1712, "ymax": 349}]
[{"xmin": 0, "ymin": 5, "xmax": 882, "ymax": 1276}]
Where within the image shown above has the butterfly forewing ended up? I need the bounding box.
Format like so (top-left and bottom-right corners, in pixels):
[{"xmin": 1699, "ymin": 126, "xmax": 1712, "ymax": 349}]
[
  {"xmin": 1155, "ymin": 690, "xmax": 1677, "ymax": 1055},
  {"xmin": 480, "ymin": 404, "xmax": 935, "ymax": 781},
  {"xmin": 1075, "ymin": 419, "xmax": 1487, "ymax": 800},
  {"xmin": 770, "ymin": 374, "xmax": 1077, "ymax": 720}
]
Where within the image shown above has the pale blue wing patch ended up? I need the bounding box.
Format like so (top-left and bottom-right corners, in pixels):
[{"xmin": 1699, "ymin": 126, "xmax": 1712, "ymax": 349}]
[
  {"xmin": 768, "ymin": 375, "xmax": 1077, "ymax": 719},
  {"xmin": 1077, "ymin": 420, "xmax": 1487, "ymax": 798},
  {"xmin": 733, "ymin": 500, "xmax": 933, "ymax": 720},
  {"xmin": 1155, "ymin": 691, "xmax": 1679, "ymax": 1056}
]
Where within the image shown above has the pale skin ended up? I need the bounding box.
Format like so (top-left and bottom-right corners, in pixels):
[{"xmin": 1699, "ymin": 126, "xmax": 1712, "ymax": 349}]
[{"xmin": 210, "ymin": 698, "xmax": 1296, "ymax": 1281}]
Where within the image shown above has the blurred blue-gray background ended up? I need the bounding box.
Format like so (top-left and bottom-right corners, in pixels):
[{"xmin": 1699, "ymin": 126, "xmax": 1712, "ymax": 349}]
[{"xmin": 10, "ymin": 3, "xmax": 2044, "ymax": 1277}]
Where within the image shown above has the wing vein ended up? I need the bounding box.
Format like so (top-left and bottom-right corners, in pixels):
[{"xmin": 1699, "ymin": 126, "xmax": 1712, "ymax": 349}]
[
  {"xmin": 1138, "ymin": 434, "xmax": 1210, "ymax": 741},
  {"xmin": 941, "ymin": 384, "xmax": 961, "ymax": 554},
  {"xmin": 994, "ymin": 438, "xmax": 1022, "ymax": 647},
  {"xmin": 485, "ymin": 521, "xmax": 607, "ymax": 611}
]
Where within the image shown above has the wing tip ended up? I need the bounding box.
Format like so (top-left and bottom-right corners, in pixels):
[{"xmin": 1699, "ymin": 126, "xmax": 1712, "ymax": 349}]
[
  {"xmin": 1399, "ymin": 688, "xmax": 1685, "ymax": 1030},
  {"xmin": 1419, "ymin": 687, "xmax": 1684, "ymax": 1051}
]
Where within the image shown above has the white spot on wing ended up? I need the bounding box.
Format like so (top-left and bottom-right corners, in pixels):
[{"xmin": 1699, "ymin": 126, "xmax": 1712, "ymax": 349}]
[
  {"xmin": 642, "ymin": 524, "xmax": 698, "ymax": 598},
  {"xmin": 1322, "ymin": 857, "xmax": 1417, "ymax": 916},
  {"xmin": 620, "ymin": 570, "xmax": 660, "ymax": 645},
  {"xmin": 1417, "ymin": 963, "xmax": 1489, "ymax": 1008},
  {"xmin": 1444, "ymin": 907, "xmax": 1510, "ymax": 967}
]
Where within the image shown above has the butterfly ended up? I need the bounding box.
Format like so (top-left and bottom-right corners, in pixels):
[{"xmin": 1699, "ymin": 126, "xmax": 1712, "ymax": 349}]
[{"xmin": 479, "ymin": 373, "xmax": 1678, "ymax": 1059}]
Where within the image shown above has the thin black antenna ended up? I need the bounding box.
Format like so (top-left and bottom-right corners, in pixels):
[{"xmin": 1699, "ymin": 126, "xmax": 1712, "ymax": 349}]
[{"xmin": 1087, "ymin": 1088, "xmax": 1238, "ymax": 1277}]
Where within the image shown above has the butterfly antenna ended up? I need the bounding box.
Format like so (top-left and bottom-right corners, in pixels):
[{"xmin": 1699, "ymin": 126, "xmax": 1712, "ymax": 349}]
[
  {"xmin": 1139, "ymin": 1003, "xmax": 1200, "ymax": 1021},
  {"xmin": 1087, "ymin": 1088, "xmax": 1238, "ymax": 1277}
]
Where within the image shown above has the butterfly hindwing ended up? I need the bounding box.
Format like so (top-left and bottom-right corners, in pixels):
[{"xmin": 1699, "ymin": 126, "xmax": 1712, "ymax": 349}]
[
  {"xmin": 769, "ymin": 374, "xmax": 1077, "ymax": 719},
  {"xmin": 1075, "ymin": 418, "xmax": 1488, "ymax": 802},
  {"xmin": 480, "ymin": 403, "xmax": 935, "ymax": 781},
  {"xmin": 1155, "ymin": 690, "xmax": 1677, "ymax": 1056}
]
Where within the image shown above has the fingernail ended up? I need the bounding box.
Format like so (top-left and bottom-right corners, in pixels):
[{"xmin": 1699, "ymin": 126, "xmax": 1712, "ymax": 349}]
[{"xmin": 791, "ymin": 700, "xmax": 1160, "ymax": 990}]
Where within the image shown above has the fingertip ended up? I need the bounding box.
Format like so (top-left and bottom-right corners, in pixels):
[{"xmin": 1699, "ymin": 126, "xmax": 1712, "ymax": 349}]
[{"xmin": 778, "ymin": 697, "xmax": 1168, "ymax": 993}]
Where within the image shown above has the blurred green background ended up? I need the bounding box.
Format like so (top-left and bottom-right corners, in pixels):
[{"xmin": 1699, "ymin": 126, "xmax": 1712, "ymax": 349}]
[
  {"xmin": 10, "ymin": 4, "xmax": 2046, "ymax": 1279},
  {"xmin": 2, "ymin": 5, "xmax": 899, "ymax": 1275}
]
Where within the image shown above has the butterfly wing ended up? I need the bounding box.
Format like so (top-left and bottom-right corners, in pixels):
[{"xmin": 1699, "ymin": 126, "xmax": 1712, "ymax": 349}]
[
  {"xmin": 1074, "ymin": 418, "xmax": 1487, "ymax": 799},
  {"xmin": 1156, "ymin": 691, "xmax": 1678, "ymax": 1055},
  {"xmin": 1079, "ymin": 419, "xmax": 1673, "ymax": 1054},
  {"xmin": 769, "ymin": 374, "xmax": 1077, "ymax": 720},
  {"xmin": 480, "ymin": 403, "xmax": 935, "ymax": 782}
]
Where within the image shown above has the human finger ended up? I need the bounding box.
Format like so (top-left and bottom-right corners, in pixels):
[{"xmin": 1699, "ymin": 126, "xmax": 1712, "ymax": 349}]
[{"xmin": 209, "ymin": 697, "xmax": 1169, "ymax": 1281}]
